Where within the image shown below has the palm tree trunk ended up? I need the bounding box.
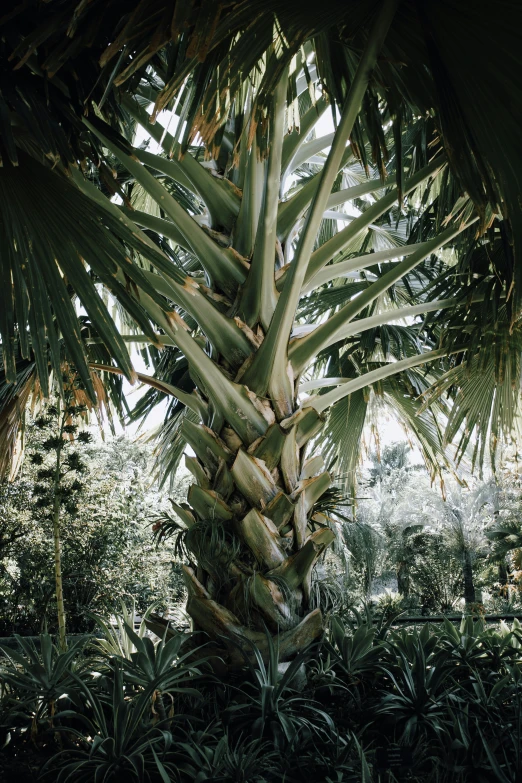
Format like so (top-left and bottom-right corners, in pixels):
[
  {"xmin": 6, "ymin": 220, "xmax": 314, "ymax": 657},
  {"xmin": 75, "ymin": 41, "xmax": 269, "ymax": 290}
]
[
  {"xmin": 81, "ymin": 0, "xmax": 472, "ymax": 666},
  {"xmin": 462, "ymin": 549, "xmax": 476, "ymax": 607},
  {"xmin": 498, "ymin": 559, "xmax": 509, "ymax": 594},
  {"xmin": 397, "ymin": 563, "xmax": 410, "ymax": 598},
  {"xmin": 179, "ymin": 410, "xmax": 334, "ymax": 666}
]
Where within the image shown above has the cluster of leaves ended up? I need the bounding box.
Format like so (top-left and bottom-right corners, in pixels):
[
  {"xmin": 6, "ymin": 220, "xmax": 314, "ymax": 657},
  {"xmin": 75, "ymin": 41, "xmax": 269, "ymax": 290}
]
[
  {"xmin": 0, "ymin": 406, "xmax": 184, "ymax": 636},
  {"xmin": 0, "ymin": 0, "xmax": 520, "ymax": 493},
  {"xmin": 1, "ymin": 609, "xmax": 522, "ymax": 782},
  {"xmin": 27, "ymin": 400, "xmax": 90, "ymax": 517},
  {"xmin": 0, "ymin": 613, "xmax": 361, "ymax": 783},
  {"xmin": 322, "ymin": 611, "xmax": 522, "ymax": 781}
]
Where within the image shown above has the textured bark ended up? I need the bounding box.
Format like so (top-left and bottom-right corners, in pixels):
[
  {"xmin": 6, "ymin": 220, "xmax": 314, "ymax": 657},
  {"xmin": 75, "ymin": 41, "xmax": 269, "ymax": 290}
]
[
  {"xmin": 177, "ymin": 405, "xmax": 333, "ymax": 665},
  {"xmin": 136, "ymin": 4, "xmax": 402, "ymax": 665},
  {"xmin": 148, "ymin": 568, "xmax": 324, "ymax": 670}
]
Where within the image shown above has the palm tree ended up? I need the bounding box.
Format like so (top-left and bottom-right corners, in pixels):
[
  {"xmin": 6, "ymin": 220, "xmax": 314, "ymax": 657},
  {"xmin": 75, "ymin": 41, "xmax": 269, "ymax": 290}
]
[
  {"xmin": 1, "ymin": 1, "xmax": 522, "ymax": 662},
  {"xmin": 486, "ymin": 473, "xmax": 522, "ymax": 594},
  {"xmin": 385, "ymin": 477, "xmax": 491, "ymax": 607},
  {"xmin": 436, "ymin": 485, "xmax": 492, "ymax": 608},
  {"xmin": 338, "ymin": 515, "xmax": 384, "ymax": 602}
]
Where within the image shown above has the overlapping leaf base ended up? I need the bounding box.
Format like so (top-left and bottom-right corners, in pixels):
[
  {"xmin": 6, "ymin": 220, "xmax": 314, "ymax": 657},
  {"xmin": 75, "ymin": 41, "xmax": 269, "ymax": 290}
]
[{"xmin": 174, "ymin": 405, "xmax": 334, "ymax": 664}]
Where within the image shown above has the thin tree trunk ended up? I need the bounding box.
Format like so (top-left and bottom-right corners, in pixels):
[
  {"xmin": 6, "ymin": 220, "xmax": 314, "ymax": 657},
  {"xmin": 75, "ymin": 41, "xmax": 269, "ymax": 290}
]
[
  {"xmin": 397, "ymin": 562, "xmax": 410, "ymax": 598},
  {"xmin": 53, "ymin": 408, "xmax": 67, "ymax": 652},
  {"xmin": 52, "ymin": 496, "xmax": 66, "ymax": 651},
  {"xmin": 498, "ymin": 559, "xmax": 509, "ymax": 594},
  {"xmin": 462, "ymin": 549, "xmax": 476, "ymax": 607}
]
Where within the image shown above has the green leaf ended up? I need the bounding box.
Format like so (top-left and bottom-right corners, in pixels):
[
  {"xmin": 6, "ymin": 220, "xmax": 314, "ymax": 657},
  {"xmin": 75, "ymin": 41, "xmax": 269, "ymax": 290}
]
[
  {"xmin": 312, "ymin": 347, "xmax": 456, "ymax": 414},
  {"xmin": 240, "ymin": 70, "xmax": 287, "ymax": 329},
  {"xmin": 303, "ymin": 157, "xmax": 445, "ymax": 286},
  {"xmin": 84, "ymin": 118, "xmax": 247, "ymax": 296},
  {"xmin": 291, "ymin": 219, "xmax": 475, "ymax": 373},
  {"xmin": 123, "ymin": 94, "xmax": 240, "ymax": 231}
]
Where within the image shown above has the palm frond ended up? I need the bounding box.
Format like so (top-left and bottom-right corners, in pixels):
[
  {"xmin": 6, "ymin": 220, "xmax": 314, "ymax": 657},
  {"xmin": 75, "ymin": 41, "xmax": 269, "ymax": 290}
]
[
  {"xmin": 421, "ymin": 316, "xmax": 522, "ymax": 473},
  {"xmin": 0, "ymin": 354, "xmax": 35, "ymax": 479},
  {"xmin": 0, "ymin": 151, "xmax": 179, "ymax": 395}
]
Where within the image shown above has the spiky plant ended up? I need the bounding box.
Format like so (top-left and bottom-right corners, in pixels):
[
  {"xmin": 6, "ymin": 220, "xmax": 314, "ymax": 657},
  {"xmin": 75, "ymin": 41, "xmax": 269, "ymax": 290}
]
[{"xmin": 1, "ymin": 1, "xmax": 522, "ymax": 663}]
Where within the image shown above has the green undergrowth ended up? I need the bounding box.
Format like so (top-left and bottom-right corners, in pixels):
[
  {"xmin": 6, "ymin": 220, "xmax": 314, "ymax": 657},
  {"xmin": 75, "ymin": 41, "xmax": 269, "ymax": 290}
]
[{"xmin": 1, "ymin": 608, "xmax": 521, "ymax": 782}]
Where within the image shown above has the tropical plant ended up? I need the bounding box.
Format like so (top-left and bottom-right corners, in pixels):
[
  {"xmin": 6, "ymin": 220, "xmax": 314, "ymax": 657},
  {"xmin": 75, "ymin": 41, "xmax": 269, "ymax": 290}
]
[
  {"xmin": 361, "ymin": 444, "xmax": 424, "ymax": 599},
  {"xmin": 41, "ymin": 665, "xmax": 180, "ymax": 782},
  {"xmin": 361, "ymin": 464, "xmax": 494, "ymax": 610},
  {"xmin": 426, "ymin": 484, "xmax": 492, "ymax": 607},
  {"xmin": 223, "ymin": 634, "xmax": 334, "ymax": 749},
  {"xmin": 22, "ymin": 390, "xmax": 94, "ymax": 650},
  {"xmin": 279, "ymin": 731, "xmax": 371, "ymax": 783},
  {"xmin": 2, "ymin": 610, "xmax": 522, "ymax": 782},
  {"xmin": 326, "ymin": 615, "xmax": 382, "ymax": 682},
  {"xmin": 435, "ymin": 616, "xmax": 489, "ymax": 673},
  {"xmin": 107, "ymin": 623, "xmax": 206, "ymax": 722},
  {"xmin": 0, "ymin": 431, "xmax": 178, "ymax": 637},
  {"xmin": 173, "ymin": 729, "xmax": 279, "ymax": 783},
  {"xmin": 407, "ymin": 532, "xmax": 464, "ymax": 613},
  {"xmin": 0, "ymin": 480, "xmax": 32, "ymax": 557},
  {"xmin": 367, "ymin": 442, "xmax": 415, "ymax": 487},
  {"xmin": 377, "ymin": 624, "xmax": 452, "ymax": 743},
  {"xmin": 90, "ymin": 600, "xmax": 160, "ymax": 661},
  {"xmin": 338, "ymin": 516, "xmax": 384, "ymax": 600},
  {"xmin": 1, "ymin": 1, "xmax": 522, "ymax": 664},
  {"xmin": 443, "ymin": 616, "xmax": 522, "ymax": 674},
  {"xmin": 487, "ymin": 519, "xmax": 522, "ymax": 566},
  {"xmin": 0, "ymin": 634, "xmax": 85, "ymax": 734}
]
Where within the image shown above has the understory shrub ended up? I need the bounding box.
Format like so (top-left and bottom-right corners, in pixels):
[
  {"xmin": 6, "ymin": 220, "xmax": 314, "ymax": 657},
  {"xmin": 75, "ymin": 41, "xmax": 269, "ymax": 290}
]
[{"xmin": 1, "ymin": 608, "xmax": 522, "ymax": 782}]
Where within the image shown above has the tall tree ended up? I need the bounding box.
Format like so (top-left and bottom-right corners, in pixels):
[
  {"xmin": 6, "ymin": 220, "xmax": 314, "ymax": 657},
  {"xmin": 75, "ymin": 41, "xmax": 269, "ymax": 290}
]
[
  {"xmin": 1, "ymin": 1, "xmax": 522, "ymax": 661},
  {"xmin": 25, "ymin": 390, "xmax": 91, "ymax": 650}
]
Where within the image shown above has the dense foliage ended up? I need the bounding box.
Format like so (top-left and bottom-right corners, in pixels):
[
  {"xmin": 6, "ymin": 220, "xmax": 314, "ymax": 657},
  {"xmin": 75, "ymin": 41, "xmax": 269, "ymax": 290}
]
[
  {"xmin": 326, "ymin": 444, "xmax": 522, "ymax": 617},
  {"xmin": 1, "ymin": 0, "xmax": 522, "ymax": 670},
  {"xmin": 1, "ymin": 3, "xmax": 522, "ymax": 778},
  {"xmin": 0, "ymin": 410, "xmax": 184, "ymax": 637},
  {"xmin": 1, "ymin": 610, "xmax": 522, "ymax": 782},
  {"xmin": 3, "ymin": 429, "xmax": 521, "ymax": 781}
]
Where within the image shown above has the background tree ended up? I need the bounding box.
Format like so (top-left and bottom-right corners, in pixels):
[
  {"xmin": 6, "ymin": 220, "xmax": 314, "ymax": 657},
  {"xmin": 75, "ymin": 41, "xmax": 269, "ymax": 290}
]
[
  {"xmin": 338, "ymin": 515, "xmax": 384, "ymax": 601},
  {"xmin": 0, "ymin": 415, "xmax": 182, "ymax": 638},
  {"xmin": 25, "ymin": 386, "xmax": 92, "ymax": 649},
  {"xmin": 396, "ymin": 481, "xmax": 491, "ymax": 607},
  {"xmin": 486, "ymin": 468, "xmax": 522, "ymax": 596},
  {"xmin": 0, "ymin": 481, "xmax": 32, "ymax": 559},
  {"xmin": 347, "ymin": 446, "xmax": 493, "ymax": 610},
  {"xmin": 356, "ymin": 444, "xmax": 423, "ymax": 601}
]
